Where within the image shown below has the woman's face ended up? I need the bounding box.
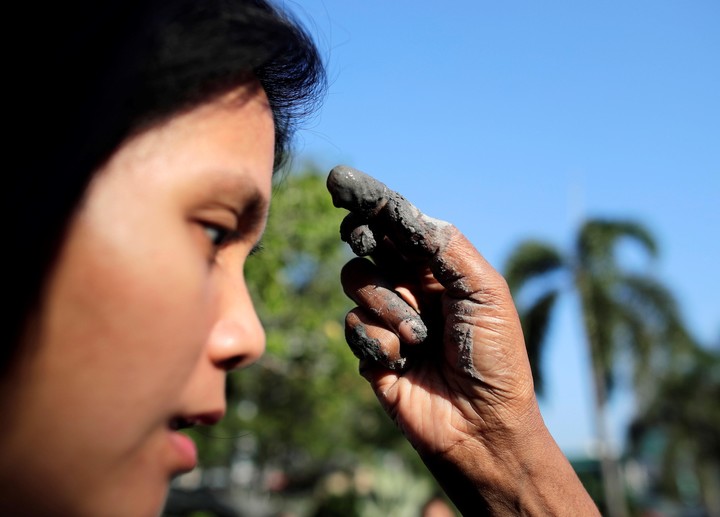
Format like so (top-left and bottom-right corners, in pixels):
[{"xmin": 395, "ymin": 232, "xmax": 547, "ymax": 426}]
[{"xmin": 0, "ymin": 86, "xmax": 274, "ymax": 516}]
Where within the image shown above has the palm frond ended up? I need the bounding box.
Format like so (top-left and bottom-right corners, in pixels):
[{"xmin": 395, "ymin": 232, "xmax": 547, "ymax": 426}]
[
  {"xmin": 628, "ymin": 347, "xmax": 720, "ymax": 487},
  {"xmin": 618, "ymin": 274, "xmax": 680, "ymax": 323},
  {"xmin": 577, "ymin": 219, "xmax": 658, "ymax": 271},
  {"xmin": 504, "ymin": 240, "xmax": 564, "ymax": 295},
  {"xmin": 614, "ymin": 308, "xmax": 655, "ymax": 391},
  {"xmin": 519, "ymin": 289, "xmax": 560, "ymax": 396},
  {"xmin": 616, "ymin": 273, "xmax": 694, "ymax": 362}
]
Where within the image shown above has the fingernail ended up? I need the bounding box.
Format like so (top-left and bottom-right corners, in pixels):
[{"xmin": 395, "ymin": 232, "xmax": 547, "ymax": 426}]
[
  {"xmin": 398, "ymin": 317, "xmax": 427, "ymax": 344},
  {"xmin": 327, "ymin": 165, "xmax": 388, "ymax": 216},
  {"xmin": 348, "ymin": 225, "xmax": 376, "ymax": 256},
  {"xmin": 346, "ymin": 323, "xmax": 383, "ymax": 362}
]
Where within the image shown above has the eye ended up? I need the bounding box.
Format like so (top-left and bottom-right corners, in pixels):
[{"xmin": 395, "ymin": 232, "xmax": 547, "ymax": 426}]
[{"xmin": 202, "ymin": 222, "xmax": 232, "ymax": 248}]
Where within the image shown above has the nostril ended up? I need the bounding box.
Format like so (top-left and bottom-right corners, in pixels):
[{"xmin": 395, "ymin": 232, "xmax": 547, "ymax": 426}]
[{"xmin": 217, "ymin": 355, "xmax": 244, "ymax": 372}]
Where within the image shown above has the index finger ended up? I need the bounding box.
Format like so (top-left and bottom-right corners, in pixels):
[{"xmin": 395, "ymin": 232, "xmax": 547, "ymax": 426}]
[
  {"xmin": 327, "ymin": 165, "xmax": 452, "ymax": 259},
  {"xmin": 327, "ymin": 165, "xmax": 508, "ymax": 300}
]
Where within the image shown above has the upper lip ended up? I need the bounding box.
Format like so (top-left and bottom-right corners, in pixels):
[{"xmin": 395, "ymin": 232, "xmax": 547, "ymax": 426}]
[{"xmin": 169, "ymin": 411, "xmax": 224, "ymax": 430}]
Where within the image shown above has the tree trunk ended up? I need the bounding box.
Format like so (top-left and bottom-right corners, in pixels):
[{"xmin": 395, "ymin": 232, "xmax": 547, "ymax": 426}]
[
  {"xmin": 577, "ymin": 276, "xmax": 630, "ymax": 517},
  {"xmin": 588, "ymin": 350, "xmax": 630, "ymax": 517}
]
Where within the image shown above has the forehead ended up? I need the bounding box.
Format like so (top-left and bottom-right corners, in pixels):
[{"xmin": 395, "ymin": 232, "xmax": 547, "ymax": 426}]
[{"xmin": 99, "ymin": 85, "xmax": 276, "ymax": 203}]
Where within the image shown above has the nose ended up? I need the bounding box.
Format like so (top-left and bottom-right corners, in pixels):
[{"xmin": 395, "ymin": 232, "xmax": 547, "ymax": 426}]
[{"xmin": 206, "ymin": 269, "xmax": 266, "ymax": 371}]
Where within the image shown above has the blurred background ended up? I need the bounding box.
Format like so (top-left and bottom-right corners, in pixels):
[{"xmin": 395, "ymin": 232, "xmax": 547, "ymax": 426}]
[{"xmin": 165, "ymin": 1, "xmax": 719, "ymax": 516}]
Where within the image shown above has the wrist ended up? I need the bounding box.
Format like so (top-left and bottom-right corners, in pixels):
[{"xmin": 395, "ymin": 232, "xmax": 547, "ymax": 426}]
[{"xmin": 419, "ymin": 408, "xmax": 600, "ymax": 516}]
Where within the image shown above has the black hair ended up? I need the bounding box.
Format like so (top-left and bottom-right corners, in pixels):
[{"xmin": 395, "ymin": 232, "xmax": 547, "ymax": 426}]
[{"xmin": 5, "ymin": 0, "xmax": 325, "ymax": 372}]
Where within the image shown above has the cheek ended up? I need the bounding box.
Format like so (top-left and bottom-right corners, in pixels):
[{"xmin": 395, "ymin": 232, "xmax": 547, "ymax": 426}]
[
  {"xmin": 43, "ymin": 213, "xmax": 217, "ymax": 417},
  {"xmin": 95, "ymin": 240, "xmax": 213, "ymax": 373}
]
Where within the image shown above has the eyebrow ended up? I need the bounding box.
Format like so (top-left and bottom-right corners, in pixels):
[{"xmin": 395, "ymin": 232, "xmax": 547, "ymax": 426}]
[
  {"xmin": 234, "ymin": 189, "xmax": 269, "ymax": 240},
  {"xmin": 200, "ymin": 170, "xmax": 270, "ymax": 244}
]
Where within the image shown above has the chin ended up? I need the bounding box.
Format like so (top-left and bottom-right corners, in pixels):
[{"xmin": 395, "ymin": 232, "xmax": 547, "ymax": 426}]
[{"xmin": 81, "ymin": 474, "xmax": 172, "ymax": 517}]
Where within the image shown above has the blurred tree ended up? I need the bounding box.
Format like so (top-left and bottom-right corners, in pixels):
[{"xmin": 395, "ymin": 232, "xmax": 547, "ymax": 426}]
[
  {"xmin": 628, "ymin": 344, "xmax": 720, "ymax": 517},
  {"xmin": 186, "ymin": 165, "xmax": 430, "ymax": 510},
  {"xmin": 504, "ymin": 219, "xmax": 691, "ymax": 517}
]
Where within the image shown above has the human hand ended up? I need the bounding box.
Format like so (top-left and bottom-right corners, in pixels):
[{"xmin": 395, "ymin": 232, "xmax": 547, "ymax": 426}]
[
  {"xmin": 327, "ymin": 164, "xmax": 539, "ymax": 454},
  {"xmin": 327, "ymin": 165, "xmax": 599, "ymax": 515}
]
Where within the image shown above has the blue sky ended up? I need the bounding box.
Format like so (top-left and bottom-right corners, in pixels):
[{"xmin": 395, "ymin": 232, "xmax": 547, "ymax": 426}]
[{"xmin": 282, "ymin": 1, "xmax": 719, "ymax": 456}]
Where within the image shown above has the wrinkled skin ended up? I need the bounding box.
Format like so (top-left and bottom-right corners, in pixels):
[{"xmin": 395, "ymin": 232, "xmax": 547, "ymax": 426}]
[
  {"xmin": 327, "ymin": 165, "xmax": 535, "ymax": 454},
  {"xmin": 327, "ymin": 166, "xmax": 599, "ymax": 516}
]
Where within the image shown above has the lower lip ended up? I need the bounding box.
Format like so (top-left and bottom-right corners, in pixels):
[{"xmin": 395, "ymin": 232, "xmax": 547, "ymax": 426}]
[{"xmin": 169, "ymin": 431, "xmax": 198, "ymax": 472}]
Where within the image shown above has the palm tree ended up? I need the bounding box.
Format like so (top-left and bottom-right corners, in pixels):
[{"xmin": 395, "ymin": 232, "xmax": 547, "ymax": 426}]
[{"xmin": 504, "ymin": 219, "xmax": 689, "ymax": 517}]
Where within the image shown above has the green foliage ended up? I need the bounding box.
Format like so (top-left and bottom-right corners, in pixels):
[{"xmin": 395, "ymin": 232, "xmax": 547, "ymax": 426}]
[
  {"xmin": 309, "ymin": 454, "xmax": 441, "ymax": 517},
  {"xmin": 629, "ymin": 345, "xmax": 720, "ymax": 511}
]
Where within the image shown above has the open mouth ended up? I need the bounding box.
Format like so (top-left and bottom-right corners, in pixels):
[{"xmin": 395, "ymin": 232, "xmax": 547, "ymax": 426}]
[
  {"xmin": 168, "ymin": 411, "xmax": 224, "ymax": 432},
  {"xmin": 168, "ymin": 417, "xmax": 196, "ymax": 431}
]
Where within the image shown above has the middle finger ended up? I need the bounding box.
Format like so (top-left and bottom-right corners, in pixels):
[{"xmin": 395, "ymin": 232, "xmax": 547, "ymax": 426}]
[{"xmin": 341, "ymin": 257, "xmax": 427, "ymax": 346}]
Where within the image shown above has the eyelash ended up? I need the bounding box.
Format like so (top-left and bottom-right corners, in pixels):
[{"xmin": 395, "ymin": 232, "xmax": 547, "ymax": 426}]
[{"xmin": 201, "ymin": 222, "xmax": 264, "ymax": 258}]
